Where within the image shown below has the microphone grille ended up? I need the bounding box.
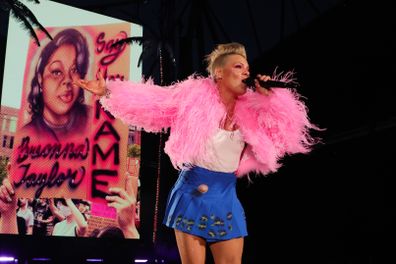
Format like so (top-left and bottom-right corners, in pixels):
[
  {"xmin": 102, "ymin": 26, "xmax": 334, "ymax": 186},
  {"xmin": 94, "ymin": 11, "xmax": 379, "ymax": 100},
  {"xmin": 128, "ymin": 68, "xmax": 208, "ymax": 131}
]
[{"xmin": 242, "ymin": 77, "xmax": 255, "ymax": 87}]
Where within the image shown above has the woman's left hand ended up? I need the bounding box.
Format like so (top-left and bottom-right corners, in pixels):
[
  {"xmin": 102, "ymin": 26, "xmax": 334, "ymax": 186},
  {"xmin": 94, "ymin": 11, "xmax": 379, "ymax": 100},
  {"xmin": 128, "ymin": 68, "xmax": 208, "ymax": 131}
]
[
  {"xmin": 255, "ymin": 74, "xmax": 272, "ymax": 96},
  {"xmin": 0, "ymin": 178, "xmax": 17, "ymax": 215}
]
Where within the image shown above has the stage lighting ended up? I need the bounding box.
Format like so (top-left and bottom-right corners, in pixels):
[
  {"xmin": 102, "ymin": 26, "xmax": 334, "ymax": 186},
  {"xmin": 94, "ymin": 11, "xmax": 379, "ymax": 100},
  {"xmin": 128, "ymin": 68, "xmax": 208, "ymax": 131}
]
[{"xmin": 0, "ymin": 256, "xmax": 16, "ymax": 263}]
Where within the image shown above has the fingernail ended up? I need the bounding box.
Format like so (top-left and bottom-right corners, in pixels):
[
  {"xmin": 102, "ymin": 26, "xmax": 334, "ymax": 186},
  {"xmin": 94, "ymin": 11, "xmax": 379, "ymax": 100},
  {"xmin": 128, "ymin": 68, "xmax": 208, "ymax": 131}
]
[{"xmin": 7, "ymin": 197, "xmax": 12, "ymax": 202}]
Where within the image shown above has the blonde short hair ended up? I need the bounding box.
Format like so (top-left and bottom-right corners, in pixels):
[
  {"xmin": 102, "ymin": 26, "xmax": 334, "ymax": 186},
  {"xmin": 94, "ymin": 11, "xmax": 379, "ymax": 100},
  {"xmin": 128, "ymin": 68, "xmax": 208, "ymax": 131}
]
[{"xmin": 205, "ymin": 42, "xmax": 247, "ymax": 77}]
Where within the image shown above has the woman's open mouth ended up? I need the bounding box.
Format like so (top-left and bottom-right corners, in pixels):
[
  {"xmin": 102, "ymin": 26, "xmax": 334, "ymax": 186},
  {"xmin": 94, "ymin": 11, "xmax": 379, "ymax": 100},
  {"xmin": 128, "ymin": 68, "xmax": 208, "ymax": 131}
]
[{"xmin": 59, "ymin": 91, "xmax": 74, "ymax": 103}]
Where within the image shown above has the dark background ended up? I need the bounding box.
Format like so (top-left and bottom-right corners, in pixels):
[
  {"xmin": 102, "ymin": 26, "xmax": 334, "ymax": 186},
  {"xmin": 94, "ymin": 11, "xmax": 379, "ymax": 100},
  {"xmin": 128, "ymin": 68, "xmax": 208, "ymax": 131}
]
[{"xmin": 0, "ymin": 0, "xmax": 395, "ymax": 263}]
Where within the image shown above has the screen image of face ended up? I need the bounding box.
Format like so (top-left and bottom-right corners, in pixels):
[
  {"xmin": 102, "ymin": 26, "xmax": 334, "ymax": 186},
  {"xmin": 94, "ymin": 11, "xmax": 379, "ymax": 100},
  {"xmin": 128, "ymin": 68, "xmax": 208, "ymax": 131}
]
[{"xmin": 0, "ymin": 23, "xmax": 142, "ymax": 240}]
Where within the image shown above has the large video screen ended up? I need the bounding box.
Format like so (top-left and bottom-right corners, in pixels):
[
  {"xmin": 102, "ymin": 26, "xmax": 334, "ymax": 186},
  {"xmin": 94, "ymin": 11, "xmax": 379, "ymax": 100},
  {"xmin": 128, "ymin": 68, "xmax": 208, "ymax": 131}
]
[{"xmin": 0, "ymin": 1, "xmax": 143, "ymax": 240}]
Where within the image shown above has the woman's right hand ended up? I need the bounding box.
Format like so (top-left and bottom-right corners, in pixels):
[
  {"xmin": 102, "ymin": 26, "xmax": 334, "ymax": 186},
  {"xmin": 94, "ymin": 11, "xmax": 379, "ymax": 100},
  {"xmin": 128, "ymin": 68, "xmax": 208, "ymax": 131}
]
[
  {"xmin": 74, "ymin": 70, "xmax": 107, "ymax": 96},
  {"xmin": 105, "ymin": 175, "xmax": 139, "ymax": 238}
]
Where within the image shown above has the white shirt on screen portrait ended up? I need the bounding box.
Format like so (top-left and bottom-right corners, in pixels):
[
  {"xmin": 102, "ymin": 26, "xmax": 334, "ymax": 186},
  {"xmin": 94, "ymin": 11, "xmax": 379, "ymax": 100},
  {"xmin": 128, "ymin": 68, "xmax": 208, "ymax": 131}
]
[{"xmin": 52, "ymin": 220, "xmax": 77, "ymax": 237}]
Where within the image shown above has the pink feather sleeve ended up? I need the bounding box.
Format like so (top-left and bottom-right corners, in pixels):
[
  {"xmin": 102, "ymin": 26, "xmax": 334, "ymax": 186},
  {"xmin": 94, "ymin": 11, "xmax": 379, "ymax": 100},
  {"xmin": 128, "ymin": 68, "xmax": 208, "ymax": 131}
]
[
  {"xmin": 99, "ymin": 79, "xmax": 179, "ymax": 132},
  {"xmin": 235, "ymin": 145, "xmax": 278, "ymax": 177},
  {"xmin": 235, "ymin": 73, "xmax": 320, "ymax": 177},
  {"xmin": 252, "ymin": 88, "xmax": 318, "ymax": 156}
]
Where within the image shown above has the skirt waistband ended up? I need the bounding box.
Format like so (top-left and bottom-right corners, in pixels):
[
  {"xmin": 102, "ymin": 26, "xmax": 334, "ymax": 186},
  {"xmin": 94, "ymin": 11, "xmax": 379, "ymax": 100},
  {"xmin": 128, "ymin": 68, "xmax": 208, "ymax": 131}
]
[{"xmin": 177, "ymin": 166, "xmax": 236, "ymax": 196}]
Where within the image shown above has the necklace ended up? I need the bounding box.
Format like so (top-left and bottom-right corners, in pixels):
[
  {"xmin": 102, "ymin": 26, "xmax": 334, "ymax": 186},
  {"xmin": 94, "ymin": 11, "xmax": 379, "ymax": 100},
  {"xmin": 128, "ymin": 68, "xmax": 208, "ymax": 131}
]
[
  {"xmin": 226, "ymin": 112, "xmax": 234, "ymax": 122},
  {"xmin": 222, "ymin": 111, "xmax": 236, "ymax": 131},
  {"xmin": 43, "ymin": 113, "xmax": 75, "ymax": 131},
  {"xmin": 219, "ymin": 96, "xmax": 236, "ymax": 130}
]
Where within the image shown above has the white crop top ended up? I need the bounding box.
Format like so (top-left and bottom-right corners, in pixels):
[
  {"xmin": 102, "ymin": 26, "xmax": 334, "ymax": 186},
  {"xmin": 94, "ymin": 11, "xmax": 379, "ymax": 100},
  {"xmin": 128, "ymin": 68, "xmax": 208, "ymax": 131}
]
[{"xmin": 193, "ymin": 128, "xmax": 245, "ymax": 173}]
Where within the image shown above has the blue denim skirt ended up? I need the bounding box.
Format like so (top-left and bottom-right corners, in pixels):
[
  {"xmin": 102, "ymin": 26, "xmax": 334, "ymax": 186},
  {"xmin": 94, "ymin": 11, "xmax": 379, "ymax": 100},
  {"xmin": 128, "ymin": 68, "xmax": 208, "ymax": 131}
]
[{"xmin": 163, "ymin": 166, "xmax": 247, "ymax": 242}]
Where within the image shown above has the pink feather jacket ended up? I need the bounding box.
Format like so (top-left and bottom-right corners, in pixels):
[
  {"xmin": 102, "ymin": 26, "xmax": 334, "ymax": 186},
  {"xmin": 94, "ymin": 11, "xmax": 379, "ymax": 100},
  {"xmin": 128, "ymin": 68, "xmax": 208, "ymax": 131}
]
[{"xmin": 100, "ymin": 75, "xmax": 317, "ymax": 177}]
